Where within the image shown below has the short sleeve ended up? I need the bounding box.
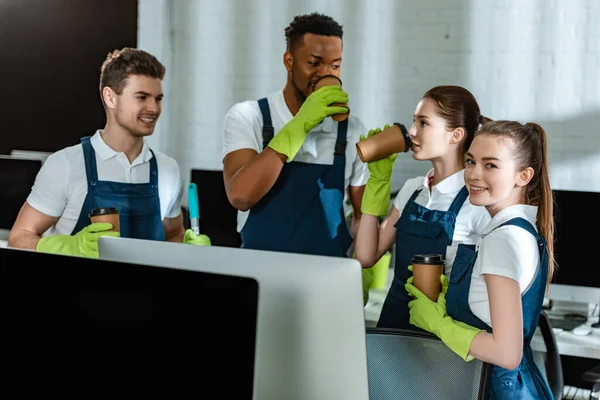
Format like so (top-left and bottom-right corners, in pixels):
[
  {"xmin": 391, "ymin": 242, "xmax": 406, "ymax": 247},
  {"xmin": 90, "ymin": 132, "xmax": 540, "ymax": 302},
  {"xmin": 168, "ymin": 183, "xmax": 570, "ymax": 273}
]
[
  {"xmin": 26, "ymin": 151, "xmax": 70, "ymax": 217},
  {"xmin": 476, "ymin": 227, "xmax": 530, "ymax": 282},
  {"xmin": 165, "ymin": 162, "xmax": 183, "ymax": 219},
  {"xmin": 222, "ymin": 101, "xmax": 263, "ymax": 161},
  {"xmin": 349, "ymin": 117, "xmax": 369, "ymax": 187},
  {"xmin": 392, "ymin": 177, "xmax": 423, "ymax": 212}
]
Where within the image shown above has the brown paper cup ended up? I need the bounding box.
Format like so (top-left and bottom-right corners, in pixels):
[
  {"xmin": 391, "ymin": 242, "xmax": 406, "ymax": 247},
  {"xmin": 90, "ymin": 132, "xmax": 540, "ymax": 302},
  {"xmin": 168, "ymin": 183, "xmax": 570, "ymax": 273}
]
[
  {"xmin": 89, "ymin": 207, "xmax": 120, "ymax": 233},
  {"xmin": 411, "ymin": 253, "xmax": 444, "ymax": 302},
  {"xmin": 356, "ymin": 123, "xmax": 412, "ymax": 163},
  {"xmin": 312, "ymin": 75, "xmax": 349, "ymax": 122}
]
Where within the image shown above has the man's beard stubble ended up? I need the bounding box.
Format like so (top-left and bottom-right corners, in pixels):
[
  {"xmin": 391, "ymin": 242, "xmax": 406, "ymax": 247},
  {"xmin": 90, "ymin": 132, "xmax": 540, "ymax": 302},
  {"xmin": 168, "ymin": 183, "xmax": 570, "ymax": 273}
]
[{"xmin": 290, "ymin": 69, "xmax": 309, "ymax": 102}]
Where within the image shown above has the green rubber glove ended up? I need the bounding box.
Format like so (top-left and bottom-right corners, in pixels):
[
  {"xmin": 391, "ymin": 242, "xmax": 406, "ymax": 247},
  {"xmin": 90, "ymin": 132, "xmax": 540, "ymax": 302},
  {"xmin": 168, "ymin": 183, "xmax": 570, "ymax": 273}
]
[
  {"xmin": 183, "ymin": 229, "xmax": 212, "ymax": 246},
  {"xmin": 36, "ymin": 222, "xmax": 120, "ymax": 258},
  {"xmin": 268, "ymin": 85, "xmax": 349, "ymax": 161},
  {"xmin": 360, "ymin": 125, "xmax": 398, "ymax": 216},
  {"xmin": 405, "ymin": 275, "xmax": 483, "ymax": 361}
]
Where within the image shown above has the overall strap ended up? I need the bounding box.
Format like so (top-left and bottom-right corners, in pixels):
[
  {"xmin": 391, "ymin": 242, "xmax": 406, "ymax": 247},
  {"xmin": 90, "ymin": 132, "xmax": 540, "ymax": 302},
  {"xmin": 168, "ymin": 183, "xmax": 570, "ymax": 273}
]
[
  {"xmin": 80, "ymin": 136, "xmax": 99, "ymax": 186},
  {"xmin": 148, "ymin": 149, "xmax": 159, "ymax": 186},
  {"xmin": 496, "ymin": 216, "xmax": 547, "ymax": 269},
  {"xmin": 498, "ymin": 217, "xmax": 537, "ymax": 236},
  {"xmin": 447, "ymin": 186, "xmax": 469, "ymax": 215},
  {"xmin": 409, "ymin": 188, "xmax": 422, "ymax": 202},
  {"xmin": 497, "ymin": 217, "xmax": 544, "ymax": 246},
  {"xmin": 258, "ymin": 98, "xmax": 274, "ymax": 149}
]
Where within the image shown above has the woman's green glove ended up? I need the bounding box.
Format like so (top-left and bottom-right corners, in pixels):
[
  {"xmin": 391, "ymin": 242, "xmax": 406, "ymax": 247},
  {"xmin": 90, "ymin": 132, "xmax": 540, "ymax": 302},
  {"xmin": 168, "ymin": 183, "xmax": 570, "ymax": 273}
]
[
  {"xmin": 36, "ymin": 222, "xmax": 120, "ymax": 258},
  {"xmin": 360, "ymin": 125, "xmax": 397, "ymax": 216},
  {"xmin": 183, "ymin": 229, "xmax": 212, "ymax": 246},
  {"xmin": 405, "ymin": 275, "xmax": 483, "ymax": 361},
  {"xmin": 268, "ymin": 85, "xmax": 349, "ymax": 161}
]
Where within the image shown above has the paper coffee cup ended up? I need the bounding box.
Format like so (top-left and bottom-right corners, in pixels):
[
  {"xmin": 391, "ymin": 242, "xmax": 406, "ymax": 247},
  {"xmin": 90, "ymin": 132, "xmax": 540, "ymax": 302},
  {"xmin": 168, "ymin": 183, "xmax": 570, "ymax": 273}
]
[
  {"xmin": 356, "ymin": 122, "xmax": 412, "ymax": 163},
  {"xmin": 312, "ymin": 74, "xmax": 349, "ymax": 122},
  {"xmin": 411, "ymin": 253, "xmax": 445, "ymax": 302},
  {"xmin": 89, "ymin": 207, "xmax": 120, "ymax": 233}
]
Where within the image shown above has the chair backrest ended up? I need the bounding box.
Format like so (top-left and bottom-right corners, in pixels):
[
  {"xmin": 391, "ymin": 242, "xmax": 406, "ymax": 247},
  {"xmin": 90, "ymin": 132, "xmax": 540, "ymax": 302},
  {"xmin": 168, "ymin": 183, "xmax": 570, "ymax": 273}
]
[
  {"xmin": 190, "ymin": 169, "xmax": 241, "ymax": 247},
  {"xmin": 537, "ymin": 310, "xmax": 564, "ymax": 400},
  {"xmin": 366, "ymin": 327, "xmax": 492, "ymax": 400}
]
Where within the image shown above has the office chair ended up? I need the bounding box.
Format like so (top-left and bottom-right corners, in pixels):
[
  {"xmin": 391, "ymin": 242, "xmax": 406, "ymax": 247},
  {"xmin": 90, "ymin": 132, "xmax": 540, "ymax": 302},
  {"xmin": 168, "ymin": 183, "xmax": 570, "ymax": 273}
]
[
  {"xmin": 189, "ymin": 169, "xmax": 241, "ymax": 248},
  {"xmin": 365, "ymin": 327, "xmax": 492, "ymax": 400},
  {"xmin": 538, "ymin": 309, "xmax": 564, "ymax": 399},
  {"xmin": 537, "ymin": 310, "xmax": 600, "ymax": 400}
]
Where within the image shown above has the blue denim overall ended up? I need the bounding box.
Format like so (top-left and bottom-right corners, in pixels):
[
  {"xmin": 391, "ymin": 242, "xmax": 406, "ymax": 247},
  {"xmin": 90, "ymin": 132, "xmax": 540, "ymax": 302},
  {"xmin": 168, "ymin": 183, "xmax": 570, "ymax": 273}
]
[
  {"xmin": 240, "ymin": 98, "xmax": 352, "ymax": 257},
  {"xmin": 446, "ymin": 217, "xmax": 553, "ymax": 400},
  {"xmin": 377, "ymin": 186, "xmax": 469, "ymax": 329},
  {"xmin": 71, "ymin": 136, "xmax": 166, "ymax": 241}
]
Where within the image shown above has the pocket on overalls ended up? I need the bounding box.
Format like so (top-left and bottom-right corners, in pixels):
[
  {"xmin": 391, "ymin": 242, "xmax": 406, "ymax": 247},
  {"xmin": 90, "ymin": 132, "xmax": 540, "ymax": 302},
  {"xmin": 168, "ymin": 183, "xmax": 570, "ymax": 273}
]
[
  {"xmin": 491, "ymin": 367, "xmax": 519, "ymax": 400},
  {"xmin": 448, "ymin": 244, "xmax": 477, "ymax": 285}
]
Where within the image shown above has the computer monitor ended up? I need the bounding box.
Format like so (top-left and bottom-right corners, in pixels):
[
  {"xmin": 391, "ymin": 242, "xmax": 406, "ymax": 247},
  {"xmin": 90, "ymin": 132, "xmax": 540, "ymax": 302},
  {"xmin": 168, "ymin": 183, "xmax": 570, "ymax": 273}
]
[
  {"xmin": 549, "ymin": 189, "xmax": 600, "ymax": 306},
  {"xmin": 190, "ymin": 168, "xmax": 241, "ymax": 247},
  {"xmin": 0, "ymin": 155, "xmax": 42, "ymax": 231},
  {"xmin": 98, "ymin": 236, "xmax": 370, "ymax": 400},
  {"xmin": 0, "ymin": 247, "xmax": 259, "ymax": 397}
]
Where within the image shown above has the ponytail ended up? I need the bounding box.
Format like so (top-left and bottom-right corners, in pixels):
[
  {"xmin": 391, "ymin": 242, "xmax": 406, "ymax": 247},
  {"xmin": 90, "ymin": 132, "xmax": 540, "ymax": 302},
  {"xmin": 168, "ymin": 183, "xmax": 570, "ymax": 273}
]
[{"xmin": 525, "ymin": 123, "xmax": 555, "ymax": 285}]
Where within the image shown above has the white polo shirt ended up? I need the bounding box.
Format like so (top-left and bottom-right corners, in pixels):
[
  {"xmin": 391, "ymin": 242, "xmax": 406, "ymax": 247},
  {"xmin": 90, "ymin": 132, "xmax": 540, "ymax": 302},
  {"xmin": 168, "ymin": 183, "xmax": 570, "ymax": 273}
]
[
  {"xmin": 468, "ymin": 204, "xmax": 540, "ymax": 327},
  {"xmin": 222, "ymin": 88, "xmax": 370, "ymax": 232},
  {"xmin": 393, "ymin": 169, "xmax": 491, "ymax": 278},
  {"xmin": 27, "ymin": 130, "xmax": 183, "ymax": 236}
]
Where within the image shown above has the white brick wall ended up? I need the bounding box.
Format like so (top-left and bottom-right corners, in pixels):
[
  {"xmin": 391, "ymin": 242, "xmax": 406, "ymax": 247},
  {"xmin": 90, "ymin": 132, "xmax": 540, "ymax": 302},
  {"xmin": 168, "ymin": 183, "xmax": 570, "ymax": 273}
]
[{"xmin": 139, "ymin": 0, "xmax": 600, "ymax": 196}]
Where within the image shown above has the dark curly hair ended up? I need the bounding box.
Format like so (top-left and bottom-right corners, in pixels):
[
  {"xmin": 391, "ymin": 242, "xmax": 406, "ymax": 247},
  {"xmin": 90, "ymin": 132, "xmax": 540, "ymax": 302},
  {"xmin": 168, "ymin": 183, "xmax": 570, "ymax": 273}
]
[{"xmin": 284, "ymin": 12, "xmax": 343, "ymax": 52}]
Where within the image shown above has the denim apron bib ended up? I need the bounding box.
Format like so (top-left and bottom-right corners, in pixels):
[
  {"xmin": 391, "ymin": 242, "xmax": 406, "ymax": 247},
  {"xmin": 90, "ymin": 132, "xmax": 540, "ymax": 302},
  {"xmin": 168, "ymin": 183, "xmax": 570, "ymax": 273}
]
[
  {"xmin": 240, "ymin": 98, "xmax": 352, "ymax": 257},
  {"xmin": 446, "ymin": 217, "xmax": 553, "ymax": 400},
  {"xmin": 377, "ymin": 186, "xmax": 469, "ymax": 329},
  {"xmin": 71, "ymin": 136, "xmax": 166, "ymax": 241}
]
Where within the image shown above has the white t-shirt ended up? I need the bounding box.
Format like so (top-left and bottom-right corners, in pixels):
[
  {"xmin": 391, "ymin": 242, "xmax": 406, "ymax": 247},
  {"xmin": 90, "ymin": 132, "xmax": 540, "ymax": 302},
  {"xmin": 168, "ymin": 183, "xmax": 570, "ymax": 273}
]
[
  {"xmin": 27, "ymin": 130, "xmax": 183, "ymax": 236},
  {"xmin": 393, "ymin": 168, "xmax": 491, "ymax": 278},
  {"xmin": 468, "ymin": 204, "xmax": 540, "ymax": 327},
  {"xmin": 222, "ymin": 88, "xmax": 370, "ymax": 232}
]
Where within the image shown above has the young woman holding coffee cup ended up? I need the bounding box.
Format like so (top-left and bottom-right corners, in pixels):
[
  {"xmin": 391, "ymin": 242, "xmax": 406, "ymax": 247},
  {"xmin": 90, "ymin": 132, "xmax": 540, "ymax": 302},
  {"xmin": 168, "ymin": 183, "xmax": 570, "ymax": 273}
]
[
  {"xmin": 354, "ymin": 85, "xmax": 491, "ymax": 330},
  {"xmin": 405, "ymin": 121, "xmax": 555, "ymax": 399}
]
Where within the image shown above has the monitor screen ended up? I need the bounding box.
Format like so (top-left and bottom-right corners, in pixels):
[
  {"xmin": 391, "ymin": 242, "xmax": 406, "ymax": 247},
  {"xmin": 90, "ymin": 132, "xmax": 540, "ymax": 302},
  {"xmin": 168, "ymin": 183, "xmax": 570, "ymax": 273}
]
[
  {"xmin": 190, "ymin": 169, "xmax": 241, "ymax": 247},
  {"xmin": 0, "ymin": 247, "xmax": 259, "ymax": 397},
  {"xmin": 98, "ymin": 236, "xmax": 370, "ymax": 400},
  {"xmin": 0, "ymin": 156, "xmax": 42, "ymax": 230},
  {"xmin": 552, "ymin": 189, "xmax": 600, "ymax": 288},
  {"xmin": 549, "ymin": 189, "xmax": 600, "ymax": 304}
]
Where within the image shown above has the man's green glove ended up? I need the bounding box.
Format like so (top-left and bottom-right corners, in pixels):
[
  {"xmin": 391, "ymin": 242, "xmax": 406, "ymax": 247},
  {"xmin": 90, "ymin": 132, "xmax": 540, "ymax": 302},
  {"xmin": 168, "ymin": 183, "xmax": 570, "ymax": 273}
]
[
  {"xmin": 36, "ymin": 222, "xmax": 120, "ymax": 258},
  {"xmin": 405, "ymin": 274, "xmax": 483, "ymax": 361},
  {"xmin": 360, "ymin": 125, "xmax": 398, "ymax": 216},
  {"xmin": 183, "ymin": 229, "xmax": 212, "ymax": 246},
  {"xmin": 268, "ymin": 85, "xmax": 349, "ymax": 161}
]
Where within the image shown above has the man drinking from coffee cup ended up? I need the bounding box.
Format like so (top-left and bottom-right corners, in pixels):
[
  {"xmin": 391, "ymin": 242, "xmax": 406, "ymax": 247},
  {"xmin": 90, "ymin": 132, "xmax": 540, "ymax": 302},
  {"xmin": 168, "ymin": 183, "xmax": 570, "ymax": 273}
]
[
  {"xmin": 8, "ymin": 48, "xmax": 211, "ymax": 258},
  {"xmin": 222, "ymin": 12, "xmax": 369, "ymax": 257}
]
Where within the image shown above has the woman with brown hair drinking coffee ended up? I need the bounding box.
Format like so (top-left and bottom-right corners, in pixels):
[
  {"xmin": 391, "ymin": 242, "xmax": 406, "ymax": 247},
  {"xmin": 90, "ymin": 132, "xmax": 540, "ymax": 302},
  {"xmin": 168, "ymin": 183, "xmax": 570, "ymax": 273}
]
[{"xmin": 355, "ymin": 85, "xmax": 491, "ymax": 330}]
